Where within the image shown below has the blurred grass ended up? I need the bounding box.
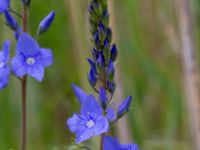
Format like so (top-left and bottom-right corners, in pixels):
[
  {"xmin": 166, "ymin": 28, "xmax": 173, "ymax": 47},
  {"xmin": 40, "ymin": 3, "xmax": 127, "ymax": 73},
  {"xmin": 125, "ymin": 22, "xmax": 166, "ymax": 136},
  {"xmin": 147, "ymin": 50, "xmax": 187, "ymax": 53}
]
[{"xmin": 0, "ymin": 0, "xmax": 200, "ymax": 149}]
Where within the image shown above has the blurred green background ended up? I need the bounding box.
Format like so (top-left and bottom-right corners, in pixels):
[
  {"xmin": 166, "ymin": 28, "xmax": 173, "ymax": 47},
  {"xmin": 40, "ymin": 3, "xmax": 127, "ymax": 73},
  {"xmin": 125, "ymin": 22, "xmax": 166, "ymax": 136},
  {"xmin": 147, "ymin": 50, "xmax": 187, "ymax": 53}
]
[{"xmin": 0, "ymin": 0, "xmax": 200, "ymax": 149}]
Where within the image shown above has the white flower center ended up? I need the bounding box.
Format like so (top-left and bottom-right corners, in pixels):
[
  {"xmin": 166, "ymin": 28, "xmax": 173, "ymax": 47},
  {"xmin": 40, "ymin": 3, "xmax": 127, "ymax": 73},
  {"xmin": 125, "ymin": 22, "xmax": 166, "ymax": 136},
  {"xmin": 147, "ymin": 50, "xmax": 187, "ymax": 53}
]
[
  {"xmin": 0, "ymin": 62, "xmax": 4, "ymax": 68},
  {"xmin": 86, "ymin": 120, "xmax": 95, "ymax": 128},
  {"xmin": 26, "ymin": 57, "xmax": 35, "ymax": 65}
]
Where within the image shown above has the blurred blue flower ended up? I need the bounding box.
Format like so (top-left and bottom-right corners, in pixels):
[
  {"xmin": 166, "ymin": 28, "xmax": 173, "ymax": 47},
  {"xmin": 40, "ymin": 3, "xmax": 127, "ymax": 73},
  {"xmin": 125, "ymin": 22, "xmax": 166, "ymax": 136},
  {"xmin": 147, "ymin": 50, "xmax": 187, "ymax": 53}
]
[
  {"xmin": 72, "ymin": 84, "xmax": 88, "ymax": 104},
  {"xmin": 117, "ymin": 96, "xmax": 132, "ymax": 118},
  {"xmin": 4, "ymin": 10, "xmax": 18, "ymax": 30},
  {"xmin": 37, "ymin": 11, "xmax": 55, "ymax": 35},
  {"xmin": 11, "ymin": 33, "xmax": 53, "ymax": 81},
  {"xmin": 67, "ymin": 95, "xmax": 109, "ymax": 144},
  {"xmin": 88, "ymin": 66, "xmax": 97, "ymax": 87},
  {"xmin": 103, "ymin": 136, "xmax": 139, "ymax": 150},
  {"xmin": 0, "ymin": 40, "xmax": 10, "ymax": 90},
  {"xmin": 0, "ymin": 0, "xmax": 9, "ymax": 14}
]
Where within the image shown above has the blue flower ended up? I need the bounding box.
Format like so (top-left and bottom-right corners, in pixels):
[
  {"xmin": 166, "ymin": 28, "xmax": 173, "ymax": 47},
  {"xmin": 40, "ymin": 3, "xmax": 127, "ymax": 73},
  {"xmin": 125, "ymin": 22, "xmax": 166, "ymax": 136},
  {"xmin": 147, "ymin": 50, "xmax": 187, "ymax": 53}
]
[
  {"xmin": 0, "ymin": 40, "xmax": 10, "ymax": 90},
  {"xmin": 0, "ymin": 0, "xmax": 9, "ymax": 14},
  {"xmin": 4, "ymin": 11, "xmax": 18, "ymax": 30},
  {"xmin": 67, "ymin": 95, "xmax": 109, "ymax": 144},
  {"xmin": 72, "ymin": 84, "xmax": 88, "ymax": 104},
  {"xmin": 106, "ymin": 107, "xmax": 116, "ymax": 122},
  {"xmin": 103, "ymin": 136, "xmax": 139, "ymax": 150},
  {"xmin": 37, "ymin": 11, "xmax": 55, "ymax": 36},
  {"xmin": 11, "ymin": 33, "xmax": 53, "ymax": 81},
  {"xmin": 117, "ymin": 96, "xmax": 132, "ymax": 118}
]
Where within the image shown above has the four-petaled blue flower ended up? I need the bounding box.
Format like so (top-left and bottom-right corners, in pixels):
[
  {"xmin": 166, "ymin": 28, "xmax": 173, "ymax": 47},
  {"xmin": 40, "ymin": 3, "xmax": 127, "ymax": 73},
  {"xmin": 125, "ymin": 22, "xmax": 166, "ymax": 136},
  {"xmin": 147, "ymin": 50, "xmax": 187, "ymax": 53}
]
[
  {"xmin": 11, "ymin": 33, "xmax": 53, "ymax": 81},
  {"xmin": 0, "ymin": 0, "xmax": 9, "ymax": 14},
  {"xmin": 0, "ymin": 40, "xmax": 10, "ymax": 90},
  {"xmin": 103, "ymin": 136, "xmax": 139, "ymax": 150},
  {"xmin": 67, "ymin": 95, "xmax": 109, "ymax": 144}
]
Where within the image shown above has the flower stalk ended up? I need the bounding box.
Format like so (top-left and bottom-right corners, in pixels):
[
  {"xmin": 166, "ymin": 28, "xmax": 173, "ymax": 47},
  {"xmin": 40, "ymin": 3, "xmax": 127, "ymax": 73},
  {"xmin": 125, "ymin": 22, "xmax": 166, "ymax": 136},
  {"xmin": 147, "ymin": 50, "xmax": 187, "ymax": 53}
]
[{"xmin": 21, "ymin": 4, "xmax": 28, "ymax": 150}]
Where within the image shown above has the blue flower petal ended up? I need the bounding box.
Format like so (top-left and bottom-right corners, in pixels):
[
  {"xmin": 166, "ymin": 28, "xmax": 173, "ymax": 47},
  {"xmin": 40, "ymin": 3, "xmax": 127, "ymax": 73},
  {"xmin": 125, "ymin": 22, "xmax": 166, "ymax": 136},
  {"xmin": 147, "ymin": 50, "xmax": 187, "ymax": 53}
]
[
  {"xmin": 67, "ymin": 113, "xmax": 87, "ymax": 133},
  {"xmin": 11, "ymin": 55, "xmax": 27, "ymax": 77},
  {"xmin": 0, "ymin": 0, "xmax": 10, "ymax": 14},
  {"xmin": 93, "ymin": 116, "xmax": 109, "ymax": 136},
  {"xmin": 106, "ymin": 107, "xmax": 116, "ymax": 122},
  {"xmin": 81, "ymin": 95, "xmax": 102, "ymax": 116},
  {"xmin": 0, "ymin": 67, "xmax": 10, "ymax": 90},
  {"xmin": 2, "ymin": 40, "xmax": 10, "ymax": 63},
  {"xmin": 76, "ymin": 129, "xmax": 93, "ymax": 144},
  {"xmin": 72, "ymin": 84, "xmax": 88, "ymax": 103},
  {"xmin": 27, "ymin": 65, "xmax": 44, "ymax": 82},
  {"xmin": 103, "ymin": 136, "xmax": 120, "ymax": 150},
  {"xmin": 16, "ymin": 33, "xmax": 40, "ymax": 56},
  {"xmin": 39, "ymin": 48, "xmax": 53, "ymax": 67}
]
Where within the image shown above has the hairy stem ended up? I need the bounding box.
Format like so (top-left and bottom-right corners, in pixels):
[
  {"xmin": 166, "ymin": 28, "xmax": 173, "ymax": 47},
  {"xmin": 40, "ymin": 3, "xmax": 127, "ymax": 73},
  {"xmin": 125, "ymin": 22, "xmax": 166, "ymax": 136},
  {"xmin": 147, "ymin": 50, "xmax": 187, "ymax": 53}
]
[{"xmin": 21, "ymin": 5, "xmax": 28, "ymax": 150}]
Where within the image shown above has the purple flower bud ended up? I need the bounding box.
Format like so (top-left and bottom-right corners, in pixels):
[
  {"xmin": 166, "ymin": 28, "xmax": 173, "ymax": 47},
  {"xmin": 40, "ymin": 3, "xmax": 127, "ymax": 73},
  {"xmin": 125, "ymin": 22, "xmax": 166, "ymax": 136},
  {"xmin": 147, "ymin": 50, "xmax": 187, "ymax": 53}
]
[
  {"xmin": 94, "ymin": 31, "xmax": 99, "ymax": 46},
  {"xmin": 0, "ymin": 0, "xmax": 10, "ymax": 14},
  {"xmin": 103, "ymin": 10, "xmax": 108, "ymax": 19},
  {"xmin": 107, "ymin": 81, "xmax": 115, "ymax": 95},
  {"xmin": 117, "ymin": 96, "xmax": 132, "ymax": 118},
  {"xmin": 4, "ymin": 11, "xmax": 18, "ymax": 30},
  {"xmin": 100, "ymin": 23, "xmax": 105, "ymax": 32},
  {"xmin": 72, "ymin": 84, "xmax": 88, "ymax": 104},
  {"xmin": 99, "ymin": 87, "xmax": 107, "ymax": 109},
  {"xmin": 88, "ymin": 67, "xmax": 97, "ymax": 87},
  {"xmin": 106, "ymin": 60, "xmax": 115, "ymax": 80},
  {"xmin": 97, "ymin": 52, "xmax": 105, "ymax": 72},
  {"xmin": 22, "ymin": 0, "xmax": 30, "ymax": 7},
  {"xmin": 104, "ymin": 40, "xmax": 109, "ymax": 48},
  {"xmin": 106, "ymin": 28, "xmax": 112, "ymax": 42},
  {"xmin": 14, "ymin": 27, "xmax": 22, "ymax": 40},
  {"xmin": 92, "ymin": 48, "xmax": 98, "ymax": 61},
  {"xmin": 88, "ymin": 58, "xmax": 97, "ymax": 74},
  {"xmin": 110, "ymin": 44, "xmax": 118, "ymax": 62},
  {"xmin": 37, "ymin": 11, "xmax": 55, "ymax": 36},
  {"xmin": 89, "ymin": 4, "xmax": 94, "ymax": 13}
]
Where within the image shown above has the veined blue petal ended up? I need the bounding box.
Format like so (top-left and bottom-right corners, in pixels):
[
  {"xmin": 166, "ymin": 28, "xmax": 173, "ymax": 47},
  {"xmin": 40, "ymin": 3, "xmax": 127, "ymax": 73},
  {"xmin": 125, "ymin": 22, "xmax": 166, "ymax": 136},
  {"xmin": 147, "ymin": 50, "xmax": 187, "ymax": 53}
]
[
  {"xmin": 16, "ymin": 33, "xmax": 40, "ymax": 56},
  {"xmin": 72, "ymin": 84, "xmax": 88, "ymax": 103},
  {"xmin": 39, "ymin": 48, "xmax": 53, "ymax": 67},
  {"xmin": 76, "ymin": 129, "xmax": 93, "ymax": 144},
  {"xmin": 93, "ymin": 116, "xmax": 109, "ymax": 136},
  {"xmin": 11, "ymin": 55, "xmax": 27, "ymax": 77},
  {"xmin": 27, "ymin": 64, "xmax": 44, "ymax": 82},
  {"xmin": 81, "ymin": 95, "xmax": 102, "ymax": 116},
  {"xmin": 67, "ymin": 113, "xmax": 87, "ymax": 133}
]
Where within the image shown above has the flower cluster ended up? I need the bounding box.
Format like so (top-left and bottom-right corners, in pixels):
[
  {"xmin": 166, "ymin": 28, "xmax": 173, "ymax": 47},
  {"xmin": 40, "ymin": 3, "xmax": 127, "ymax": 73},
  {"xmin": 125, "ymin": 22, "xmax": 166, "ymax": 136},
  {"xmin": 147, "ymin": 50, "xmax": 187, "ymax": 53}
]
[
  {"xmin": 67, "ymin": 0, "xmax": 139, "ymax": 149},
  {"xmin": 0, "ymin": 0, "xmax": 55, "ymax": 90}
]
